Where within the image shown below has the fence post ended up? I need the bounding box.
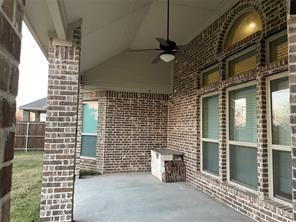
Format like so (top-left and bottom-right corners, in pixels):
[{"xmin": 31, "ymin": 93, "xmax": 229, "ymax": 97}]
[{"xmin": 25, "ymin": 122, "xmax": 30, "ymax": 152}]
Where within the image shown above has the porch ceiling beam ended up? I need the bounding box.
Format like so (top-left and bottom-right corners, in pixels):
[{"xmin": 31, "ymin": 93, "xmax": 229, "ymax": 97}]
[{"xmin": 46, "ymin": 0, "xmax": 68, "ymax": 41}]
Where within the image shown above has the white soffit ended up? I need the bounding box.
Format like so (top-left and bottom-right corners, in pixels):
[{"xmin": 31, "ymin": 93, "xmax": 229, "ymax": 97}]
[{"xmin": 24, "ymin": 0, "xmax": 238, "ymax": 72}]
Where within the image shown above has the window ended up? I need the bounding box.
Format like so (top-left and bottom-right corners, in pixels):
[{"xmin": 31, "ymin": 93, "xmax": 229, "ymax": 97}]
[
  {"xmin": 81, "ymin": 101, "xmax": 98, "ymax": 158},
  {"xmin": 23, "ymin": 110, "xmax": 30, "ymax": 121},
  {"xmin": 268, "ymin": 74, "xmax": 292, "ymax": 202},
  {"xmin": 225, "ymin": 10, "xmax": 262, "ymax": 49},
  {"xmin": 201, "ymin": 94, "xmax": 219, "ymax": 176},
  {"xmin": 227, "ymin": 83, "xmax": 257, "ymax": 190},
  {"xmin": 227, "ymin": 48, "xmax": 257, "ymax": 77},
  {"xmin": 40, "ymin": 113, "xmax": 46, "ymax": 122},
  {"xmin": 201, "ymin": 66, "xmax": 219, "ymax": 86},
  {"xmin": 266, "ymin": 30, "xmax": 288, "ymax": 63}
]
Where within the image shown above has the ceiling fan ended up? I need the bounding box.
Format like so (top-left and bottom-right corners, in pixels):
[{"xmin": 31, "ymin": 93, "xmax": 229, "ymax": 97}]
[{"xmin": 129, "ymin": 0, "xmax": 201, "ymax": 63}]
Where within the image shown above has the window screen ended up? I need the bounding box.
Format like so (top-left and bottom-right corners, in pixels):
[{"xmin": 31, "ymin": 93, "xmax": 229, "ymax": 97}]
[
  {"xmin": 229, "ymin": 85, "xmax": 257, "ymax": 142},
  {"xmin": 230, "ymin": 145, "xmax": 257, "ymax": 189},
  {"xmin": 270, "ymin": 75, "xmax": 292, "ymax": 201},
  {"xmin": 228, "ymin": 84, "xmax": 257, "ymax": 190},
  {"xmin": 202, "ymin": 94, "xmax": 219, "ymax": 176},
  {"xmin": 271, "ymin": 77, "xmax": 290, "ymax": 146},
  {"xmin": 202, "ymin": 142, "xmax": 219, "ymax": 175},
  {"xmin": 81, "ymin": 102, "xmax": 98, "ymax": 157},
  {"xmin": 202, "ymin": 95, "xmax": 219, "ymax": 139},
  {"xmin": 273, "ymin": 150, "xmax": 292, "ymax": 201}
]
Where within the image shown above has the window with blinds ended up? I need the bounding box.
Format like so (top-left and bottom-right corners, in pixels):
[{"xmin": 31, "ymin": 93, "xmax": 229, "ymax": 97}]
[
  {"xmin": 203, "ymin": 142, "xmax": 219, "ymax": 175},
  {"xmin": 229, "ymin": 85, "xmax": 257, "ymax": 142},
  {"xmin": 269, "ymin": 35, "xmax": 288, "ymax": 63},
  {"xmin": 202, "ymin": 67, "xmax": 219, "ymax": 86},
  {"xmin": 269, "ymin": 75, "xmax": 292, "ymax": 202},
  {"xmin": 203, "ymin": 95, "xmax": 219, "ymax": 139},
  {"xmin": 228, "ymin": 84, "xmax": 257, "ymax": 190},
  {"xmin": 273, "ymin": 150, "xmax": 292, "ymax": 201},
  {"xmin": 81, "ymin": 101, "xmax": 98, "ymax": 158},
  {"xmin": 201, "ymin": 94, "xmax": 219, "ymax": 176},
  {"xmin": 228, "ymin": 50, "xmax": 257, "ymax": 77},
  {"xmin": 230, "ymin": 145, "xmax": 257, "ymax": 188},
  {"xmin": 271, "ymin": 77, "xmax": 290, "ymax": 146}
]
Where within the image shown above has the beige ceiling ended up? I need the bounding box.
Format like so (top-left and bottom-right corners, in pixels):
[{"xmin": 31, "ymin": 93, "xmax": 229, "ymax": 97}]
[{"xmin": 24, "ymin": 0, "xmax": 238, "ymax": 73}]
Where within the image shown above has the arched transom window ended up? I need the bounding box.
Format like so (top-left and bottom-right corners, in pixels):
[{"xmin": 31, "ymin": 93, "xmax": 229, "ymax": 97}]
[{"xmin": 225, "ymin": 10, "xmax": 262, "ymax": 49}]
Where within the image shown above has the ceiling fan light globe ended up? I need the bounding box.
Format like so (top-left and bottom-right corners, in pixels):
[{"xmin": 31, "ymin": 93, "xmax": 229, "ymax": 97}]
[{"xmin": 160, "ymin": 53, "xmax": 175, "ymax": 62}]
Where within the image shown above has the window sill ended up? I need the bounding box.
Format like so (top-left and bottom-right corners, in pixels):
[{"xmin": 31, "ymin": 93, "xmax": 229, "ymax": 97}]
[
  {"xmin": 262, "ymin": 60, "xmax": 288, "ymax": 76},
  {"xmin": 197, "ymin": 82, "xmax": 220, "ymax": 96},
  {"xmin": 196, "ymin": 171, "xmax": 293, "ymax": 213},
  {"xmin": 80, "ymin": 156, "xmax": 96, "ymax": 160},
  {"xmin": 266, "ymin": 196, "xmax": 293, "ymax": 210}
]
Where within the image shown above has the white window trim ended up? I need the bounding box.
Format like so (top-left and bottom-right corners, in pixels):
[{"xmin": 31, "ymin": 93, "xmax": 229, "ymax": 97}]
[
  {"xmin": 200, "ymin": 92, "xmax": 220, "ymax": 179},
  {"xmin": 225, "ymin": 46, "xmax": 257, "ymax": 78},
  {"xmin": 81, "ymin": 133, "xmax": 97, "ymax": 136},
  {"xmin": 226, "ymin": 81, "xmax": 258, "ymax": 194},
  {"xmin": 266, "ymin": 72, "xmax": 292, "ymax": 206},
  {"xmin": 80, "ymin": 156, "xmax": 96, "ymax": 160},
  {"xmin": 200, "ymin": 64, "xmax": 219, "ymax": 87},
  {"xmin": 265, "ymin": 29, "xmax": 287, "ymax": 64}
]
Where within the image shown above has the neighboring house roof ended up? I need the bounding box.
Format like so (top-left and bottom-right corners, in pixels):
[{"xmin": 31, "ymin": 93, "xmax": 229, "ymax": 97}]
[{"xmin": 19, "ymin": 97, "xmax": 47, "ymax": 112}]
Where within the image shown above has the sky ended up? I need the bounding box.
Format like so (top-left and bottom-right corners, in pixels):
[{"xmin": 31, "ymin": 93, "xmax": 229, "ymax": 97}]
[{"xmin": 16, "ymin": 23, "xmax": 48, "ymax": 107}]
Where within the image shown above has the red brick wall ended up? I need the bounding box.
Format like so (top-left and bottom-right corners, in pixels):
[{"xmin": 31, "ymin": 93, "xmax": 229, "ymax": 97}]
[
  {"xmin": 79, "ymin": 90, "xmax": 168, "ymax": 174},
  {"xmin": 103, "ymin": 92, "xmax": 168, "ymax": 173},
  {"xmin": 0, "ymin": 0, "xmax": 24, "ymax": 221},
  {"xmin": 168, "ymin": 0, "xmax": 294, "ymax": 221}
]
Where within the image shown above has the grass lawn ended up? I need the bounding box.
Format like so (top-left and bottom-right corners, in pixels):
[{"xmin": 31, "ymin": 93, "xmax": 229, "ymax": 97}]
[{"xmin": 11, "ymin": 151, "xmax": 43, "ymax": 222}]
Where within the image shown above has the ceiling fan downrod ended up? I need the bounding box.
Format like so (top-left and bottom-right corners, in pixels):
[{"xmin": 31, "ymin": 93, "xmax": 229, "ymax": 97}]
[{"xmin": 167, "ymin": 0, "xmax": 170, "ymax": 41}]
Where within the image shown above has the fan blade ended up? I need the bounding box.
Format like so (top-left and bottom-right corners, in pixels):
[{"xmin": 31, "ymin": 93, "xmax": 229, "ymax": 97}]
[
  {"xmin": 128, "ymin": 48, "xmax": 160, "ymax": 52},
  {"xmin": 151, "ymin": 53, "xmax": 162, "ymax": 64},
  {"xmin": 155, "ymin": 37, "xmax": 169, "ymax": 46},
  {"xmin": 175, "ymin": 51, "xmax": 194, "ymax": 63},
  {"xmin": 177, "ymin": 43, "xmax": 202, "ymax": 50}
]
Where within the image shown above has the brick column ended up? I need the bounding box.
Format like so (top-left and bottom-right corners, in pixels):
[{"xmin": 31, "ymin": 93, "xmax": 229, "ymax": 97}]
[
  {"xmin": 40, "ymin": 26, "xmax": 81, "ymax": 222},
  {"xmin": 218, "ymin": 59, "xmax": 227, "ymax": 182},
  {"xmin": 218, "ymin": 88, "xmax": 227, "ymax": 182},
  {"xmin": 196, "ymin": 71, "xmax": 201, "ymax": 172},
  {"xmin": 96, "ymin": 96, "xmax": 106, "ymax": 174},
  {"xmin": 0, "ymin": 0, "xmax": 24, "ymax": 222},
  {"xmin": 256, "ymin": 39, "xmax": 268, "ymax": 199},
  {"xmin": 288, "ymin": 2, "xmax": 296, "ymax": 219},
  {"xmin": 256, "ymin": 71, "xmax": 268, "ymax": 198},
  {"xmin": 75, "ymin": 81, "xmax": 84, "ymax": 178}
]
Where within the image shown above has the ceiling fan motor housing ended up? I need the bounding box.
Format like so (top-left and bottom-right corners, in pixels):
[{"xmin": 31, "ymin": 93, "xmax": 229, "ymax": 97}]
[{"xmin": 160, "ymin": 39, "xmax": 178, "ymax": 52}]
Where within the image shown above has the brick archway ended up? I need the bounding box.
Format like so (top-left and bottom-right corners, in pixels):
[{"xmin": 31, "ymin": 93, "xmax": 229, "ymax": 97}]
[{"xmin": 216, "ymin": 2, "xmax": 266, "ymax": 54}]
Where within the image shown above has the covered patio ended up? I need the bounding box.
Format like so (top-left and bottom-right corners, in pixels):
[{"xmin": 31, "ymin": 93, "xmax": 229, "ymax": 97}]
[
  {"xmin": 74, "ymin": 173, "xmax": 252, "ymax": 222},
  {"xmin": 23, "ymin": 0, "xmax": 296, "ymax": 221},
  {"xmin": 2, "ymin": 0, "xmax": 296, "ymax": 222}
]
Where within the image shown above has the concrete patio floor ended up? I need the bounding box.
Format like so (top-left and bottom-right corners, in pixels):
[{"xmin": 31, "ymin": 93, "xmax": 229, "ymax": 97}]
[{"xmin": 74, "ymin": 173, "xmax": 252, "ymax": 222}]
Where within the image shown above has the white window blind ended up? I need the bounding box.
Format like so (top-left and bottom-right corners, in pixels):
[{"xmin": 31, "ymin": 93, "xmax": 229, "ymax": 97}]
[{"xmin": 202, "ymin": 94, "xmax": 219, "ymax": 176}]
